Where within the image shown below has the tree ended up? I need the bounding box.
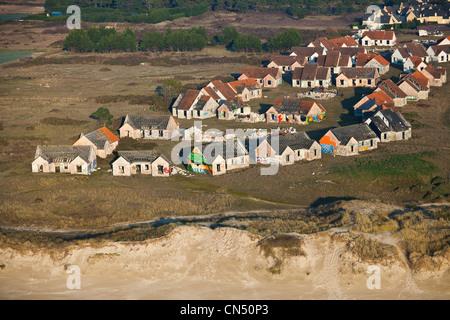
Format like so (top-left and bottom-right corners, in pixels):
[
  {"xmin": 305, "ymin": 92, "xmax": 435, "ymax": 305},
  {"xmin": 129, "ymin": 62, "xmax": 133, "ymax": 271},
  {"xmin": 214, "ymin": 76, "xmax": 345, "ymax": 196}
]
[
  {"xmin": 156, "ymin": 78, "xmax": 185, "ymax": 99},
  {"xmin": 90, "ymin": 107, "xmax": 113, "ymax": 125},
  {"xmin": 267, "ymin": 28, "xmax": 302, "ymax": 52},
  {"xmin": 63, "ymin": 29, "xmax": 94, "ymax": 52},
  {"xmin": 219, "ymin": 26, "xmax": 239, "ymax": 47}
]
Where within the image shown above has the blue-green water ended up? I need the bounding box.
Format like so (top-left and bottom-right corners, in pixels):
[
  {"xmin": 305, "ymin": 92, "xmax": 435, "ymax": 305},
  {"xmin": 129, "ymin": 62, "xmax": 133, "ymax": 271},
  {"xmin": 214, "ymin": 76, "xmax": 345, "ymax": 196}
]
[
  {"xmin": 0, "ymin": 14, "xmax": 28, "ymax": 22},
  {"xmin": 0, "ymin": 52, "xmax": 33, "ymax": 64}
]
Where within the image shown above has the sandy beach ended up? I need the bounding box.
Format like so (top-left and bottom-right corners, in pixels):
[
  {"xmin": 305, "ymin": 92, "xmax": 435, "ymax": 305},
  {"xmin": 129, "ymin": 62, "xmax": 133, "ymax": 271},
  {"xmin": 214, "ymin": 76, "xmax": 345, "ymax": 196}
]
[{"xmin": 1, "ymin": 226, "xmax": 448, "ymax": 300}]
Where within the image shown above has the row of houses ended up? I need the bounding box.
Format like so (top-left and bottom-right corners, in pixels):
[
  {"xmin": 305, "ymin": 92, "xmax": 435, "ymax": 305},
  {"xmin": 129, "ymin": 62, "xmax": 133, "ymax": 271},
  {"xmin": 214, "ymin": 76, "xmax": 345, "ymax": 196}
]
[
  {"xmin": 31, "ymin": 107, "xmax": 414, "ymax": 178},
  {"xmin": 391, "ymin": 40, "xmax": 450, "ymax": 73},
  {"xmin": 362, "ymin": 0, "xmax": 450, "ymax": 30},
  {"xmin": 319, "ymin": 108, "xmax": 412, "ymax": 156},
  {"xmin": 172, "ymin": 77, "xmax": 264, "ymax": 120},
  {"xmin": 32, "ymin": 117, "xmax": 179, "ymax": 176}
]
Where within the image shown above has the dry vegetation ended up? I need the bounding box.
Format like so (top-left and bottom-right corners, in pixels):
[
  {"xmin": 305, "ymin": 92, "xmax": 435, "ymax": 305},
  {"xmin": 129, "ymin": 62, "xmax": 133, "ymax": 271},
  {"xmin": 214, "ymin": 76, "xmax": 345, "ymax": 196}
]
[{"xmin": 258, "ymin": 234, "xmax": 306, "ymax": 274}]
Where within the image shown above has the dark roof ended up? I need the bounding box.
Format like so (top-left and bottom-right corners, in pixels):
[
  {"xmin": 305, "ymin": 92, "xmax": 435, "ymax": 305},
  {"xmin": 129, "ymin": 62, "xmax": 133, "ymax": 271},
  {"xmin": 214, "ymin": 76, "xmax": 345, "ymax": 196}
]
[
  {"xmin": 222, "ymin": 98, "xmax": 246, "ymax": 111},
  {"xmin": 316, "ymin": 55, "xmax": 326, "ymax": 66},
  {"xmin": 269, "ymin": 55, "xmax": 306, "ymax": 66},
  {"xmin": 324, "ymin": 51, "xmax": 340, "ymax": 67},
  {"xmin": 266, "ymin": 132, "xmax": 317, "ymax": 154},
  {"xmin": 340, "ymin": 67, "xmax": 378, "ymax": 79},
  {"xmin": 381, "ymin": 109, "xmax": 411, "ymax": 132},
  {"xmin": 272, "ymin": 99, "xmax": 325, "ymax": 116},
  {"xmin": 316, "ymin": 67, "xmax": 330, "ymax": 80},
  {"xmin": 202, "ymin": 140, "xmax": 248, "ymax": 163},
  {"xmin": 369, "ymin": 115, "xmax": 391, "ymax": 133},
  {"xmin": 424, "ymin": 65, "xmax": 446, "ymax": 78},
  {"xmin": 293, "ymin": 64, "xmax": 330, "ymax": 81},
  {"xmin": 330, "ymin": 123, "xmax": 378, "ymax": 145},
  {"xmin": 35, "ymin": 145, "xmax": 94, "ymax": 164},
  {"xmin": 431, "ymin": 44, "xmax": 450, "ymax": 55},
  {"xmin": 302, "ymin": 63, "xmax": 318, "ymax": 80},
  {"xmin": 333, "ymin": 47, "xmax": 366, "ymax": 58},
  {"xmin": 125, "ymin": 115, "xmax": 172, "ymax": 130},
  {"xmin": 290, "ymin": 46, "xmax": 324, "ymax": 57},
  {"xmin": 118, "ymin": 151, "xmax": 160, "ymax": 163},
  {"xmin": 369, "ymin": 109, "xmax": 411, "ymax": 133},
  {"xmin": 338, "ymin": 55, "xmax": 351, "ymax": 67},
  {"xmin": 356, "ymin": 98, "xmax": 378, "ymax": 113}
]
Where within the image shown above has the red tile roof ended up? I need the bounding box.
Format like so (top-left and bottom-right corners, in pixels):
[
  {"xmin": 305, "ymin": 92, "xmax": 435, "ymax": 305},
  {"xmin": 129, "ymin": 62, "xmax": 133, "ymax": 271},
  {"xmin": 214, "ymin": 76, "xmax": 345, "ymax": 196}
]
[
  {"xmin": 362, "ymin": 31, "xmax": 395, "ymax": 40},
  {"xmin": 324, "ymin": 51, "xmax": 340, "ymax": 67},
  {"xmin": 404, "ymin": 42, "xmax": 428, "ymax": 58},
  {"xmin": 210, "ymin": 80, "xmax": 236, "ymax": 101},
  {"xmin": 400, "ymin": 73, "xmax": 429, "ymax": 91},
  {"xmin": 177, "ymin": 90, "xmax": 200, "ymax": 110},
  {"xmin": 227, "ymin": 78, "xmax": 261, "ymax": 93},
  {"xmin": 241, "ymin": 67, "xmax": 280, "ymax": 80},
  {"xmin": 378, "ymin": 79, "xmax": 407, "ymax": 99},
  {"xmin": 299, "ymin": 101, "xmax": 326, "ymax": 113},
  {"xmin": 338, "ymin": 55, "xmax": 351, "ymax": 67},
  {"xmin": 371, "ymin": 54, "xmax": 390, "ymax": 66},
  {"xmin": 356, "ymin": 53, "xmax": 389, "ymax": 67},
  {"xmin": 202, "ymin": 86, "xmax": 221, "ymax": 101},
  {"xmin": 423, "ymin": 65, "xmax": 446, "ymax": 79},
  {"xmin": 366, "ymin": 91, "xmax": 395, "ymax": 108},
  {"xmin": 412, "ymin": 70, "xmax": 430, "ymax": 85},
  {"xmin": 356, "ymin": 53, "xmax": 377, "ymax": 67},
  {"xmin": 290, "ymin": 46, "xmax": 324, "ymax": 57},
  {"xmin": 407, "ymin": 56, "xmax": 426, "ymax": 68},
  {"xmin": 329, "ymin": 36, "xmax": 359, "ymax": 47},
  {"xmin": 436, "ymin": 35, "xmax": 450, "ymax": 45}
]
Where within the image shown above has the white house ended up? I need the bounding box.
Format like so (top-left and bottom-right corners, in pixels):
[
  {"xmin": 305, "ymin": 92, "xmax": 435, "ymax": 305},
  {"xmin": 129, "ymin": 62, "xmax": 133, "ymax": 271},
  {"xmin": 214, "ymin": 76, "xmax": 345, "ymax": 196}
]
[{"xmin": 360, "ymin": 31, "xmax": 396, "ymax": 46}]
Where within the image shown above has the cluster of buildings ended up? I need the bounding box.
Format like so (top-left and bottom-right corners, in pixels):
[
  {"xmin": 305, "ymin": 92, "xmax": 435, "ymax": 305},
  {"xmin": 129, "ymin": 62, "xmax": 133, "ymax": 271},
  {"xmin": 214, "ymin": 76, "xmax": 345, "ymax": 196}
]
[
  {"xmin": 362, "ymin": 0, "xmax": 450, "ymax": 30},
  {"xmin": 32, "ymin": 28, "xmax": 448, "ymax": 177},
  {"xmin": 352, "ymin": 43, "xmax": 447, "ymax": 118},
  {"xmin": 32, "ymin": 120, "xmax": 176, "ymax": 177}
]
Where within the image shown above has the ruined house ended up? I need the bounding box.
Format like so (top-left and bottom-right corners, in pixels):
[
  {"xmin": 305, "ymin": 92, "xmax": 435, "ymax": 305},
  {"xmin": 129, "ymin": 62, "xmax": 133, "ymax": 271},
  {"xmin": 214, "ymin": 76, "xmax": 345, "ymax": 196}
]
[
  {"xmin": 73, "ymin": 126, "xmax": 119, "ymax": 158},
  {"xmin": 119, "ymin": 115, "xmax": 179, "ymax": 139},
  {"xmin": 112, "ymin": 151, "xmax": 171, "ymax": 177},
  {"xmin": 319, "ymin": 123, "xmax": 379, "ymax": 156},
  {"xmin": 32, "ymin": 145, "xmax": 97, "ymax": 175}
]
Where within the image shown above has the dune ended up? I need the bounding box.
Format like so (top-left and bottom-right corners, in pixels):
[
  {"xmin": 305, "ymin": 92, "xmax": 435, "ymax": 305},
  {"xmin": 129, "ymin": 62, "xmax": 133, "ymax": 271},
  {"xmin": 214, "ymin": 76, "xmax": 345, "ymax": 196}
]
[{"xmin": 0, "ymin": 225, "xmax": 448, "ymax": 300}]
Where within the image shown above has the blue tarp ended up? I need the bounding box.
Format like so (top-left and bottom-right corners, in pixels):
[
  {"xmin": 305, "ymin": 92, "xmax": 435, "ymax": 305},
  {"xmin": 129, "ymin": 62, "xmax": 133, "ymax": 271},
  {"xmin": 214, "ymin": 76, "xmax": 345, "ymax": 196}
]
[{"xmin": 321, "ymin": 144, "xmax": 334, "ymax": 154}]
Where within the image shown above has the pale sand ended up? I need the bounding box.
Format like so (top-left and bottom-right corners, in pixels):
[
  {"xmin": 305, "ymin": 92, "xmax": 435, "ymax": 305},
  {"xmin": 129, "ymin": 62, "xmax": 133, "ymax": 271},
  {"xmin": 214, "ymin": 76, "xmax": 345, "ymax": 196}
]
[{"xmin": 0, "ymin": 226, "xmax": 449, "ymax": 300}]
